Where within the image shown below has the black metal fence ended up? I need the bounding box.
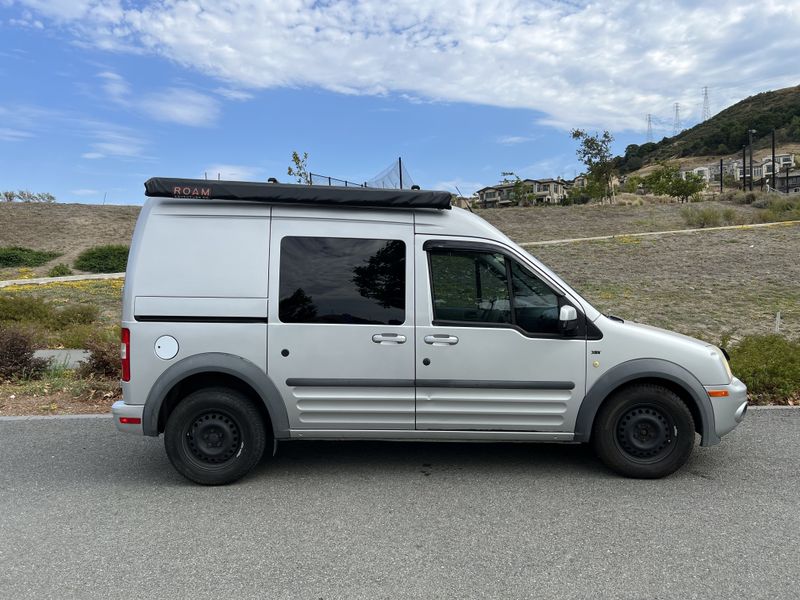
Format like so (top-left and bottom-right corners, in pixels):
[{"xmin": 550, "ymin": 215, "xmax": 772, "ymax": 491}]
[{"xmin": 309, "ymin": 173, "xmax": 367, "ymax": 187}]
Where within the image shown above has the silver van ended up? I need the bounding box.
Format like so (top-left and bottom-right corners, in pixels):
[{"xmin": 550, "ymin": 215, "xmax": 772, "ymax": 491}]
[{"xmin": 112, "ymin": 177, "xmax": 747, "ymax": 484}]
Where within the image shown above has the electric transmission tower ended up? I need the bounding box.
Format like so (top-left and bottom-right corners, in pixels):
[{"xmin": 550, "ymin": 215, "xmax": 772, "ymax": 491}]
[
  {"xmin": 672, "ymin": 102, "xmax": 681, "ymax": 136},
  {"xmin": 702, "ymin": 86, "xmax": 710, "ymax": 122},
  {"xmin": 645, "ymin": 114, "xmax": 653, "ymax": 143}
]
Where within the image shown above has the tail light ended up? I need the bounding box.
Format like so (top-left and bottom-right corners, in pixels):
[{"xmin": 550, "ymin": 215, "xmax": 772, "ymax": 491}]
[{"xmin": 121, "ymin": 327, "xmax": 130, "ymax": 382}]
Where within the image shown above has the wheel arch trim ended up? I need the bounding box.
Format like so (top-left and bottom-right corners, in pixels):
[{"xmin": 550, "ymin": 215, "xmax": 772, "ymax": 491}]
[
  {"xmin": 574, "ymin": 358, "xmax": 720, "ymax": 447},
  {"xmin": 141, "ymin": 352, "xmax": 290, "ymax": 439}
]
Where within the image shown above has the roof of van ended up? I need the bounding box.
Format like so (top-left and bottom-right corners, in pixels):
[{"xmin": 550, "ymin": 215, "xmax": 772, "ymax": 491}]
[{"xmin": 144, "ymin": 177, "xmax": 452, "ymax": 210}]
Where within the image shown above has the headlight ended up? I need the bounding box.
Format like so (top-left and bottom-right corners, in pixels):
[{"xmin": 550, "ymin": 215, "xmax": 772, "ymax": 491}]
[{"xmin": 716, "ymin": 347, "xmax": 733, "ymax": 382}]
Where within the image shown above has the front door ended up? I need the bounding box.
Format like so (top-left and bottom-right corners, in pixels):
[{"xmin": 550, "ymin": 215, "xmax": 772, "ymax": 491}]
[
  {"xmin": 268, "ymin": 211, "xmax": 415, "ymax": 431},
  {"xmin": 414, "ymin": 237, "xmax": 587, "ymax": 432}
]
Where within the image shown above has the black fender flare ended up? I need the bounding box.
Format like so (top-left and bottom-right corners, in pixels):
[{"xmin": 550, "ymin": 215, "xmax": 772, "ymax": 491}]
[
  {"xmin": 574, "ymin": 358, "xmax": 719, "ymax": 447},
  {"xmin": 141, "ymin": 352, "xmax": 290, "ymax": 439}
]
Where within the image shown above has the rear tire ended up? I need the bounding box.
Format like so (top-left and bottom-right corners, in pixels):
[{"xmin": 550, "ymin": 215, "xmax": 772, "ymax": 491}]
[
  {"xmin": 164, "ymin": 387, "xmax": 267, "ymax": 485},
  {"xmin": 592, "ymin": 384, "xmax": 695, "ymax": 479}
]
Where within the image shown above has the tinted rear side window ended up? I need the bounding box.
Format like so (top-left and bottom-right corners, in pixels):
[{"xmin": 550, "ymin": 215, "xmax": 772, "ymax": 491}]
[{"xmin": 279, "ymin": 237, "xmax": 405, "ymax": 325}]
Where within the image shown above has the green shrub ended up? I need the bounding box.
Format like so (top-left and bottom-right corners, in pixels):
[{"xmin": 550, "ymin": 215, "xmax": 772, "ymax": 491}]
[
  {"xmin": 47, "ymin": 263, "xmax": 73, "ymax": 277},
  {"xmin": 0, "ymin": 326, "xmax": 49, "ymax": 380},
  {"xmin": 0, "ymin": 296, "xmax": 99, "ymax": 332},
  {"xmin": 0, "ymin": 296, "xmax": 53, "ymax": 323},
  {"xmin": 51, "ymin": 305, "xmax": 99, "ymax": 328},
  {"xmin": 73, "ymin": 245, "xmax": 129, "ymax": 273},
  {"xmin": 78, "ymin": 332, "xmax": 120, "ymax": 378},
  {"xmin": 55, "ymin": 324, "xmax": 100, "ymax": 349},
  {"xmin": 728, "ymin": 335, "xmax": 800, "ymax": 403},
  {"xmin": 681, "ymin": 206, "xmax": 728, "ymax": 228},
  {"xmin": 752, "ymin": 197, "xmax": 800, "ymax": 222},
  {"xmin": 751, "ymin": 198, "xmax": 770, "ymax": 209},
  {"xmin": 0, "ymin": 246, "xmax": 61, "ymax": 268}
]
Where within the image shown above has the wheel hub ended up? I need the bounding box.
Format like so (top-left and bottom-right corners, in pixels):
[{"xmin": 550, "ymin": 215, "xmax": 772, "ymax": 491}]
[
  {"xmin": 186, "ymin": 412, "xmax": 241, "ymax": 464},
  {"xmin": 616, "ymin": 406, "xmax": 674, "ymax": 461}
]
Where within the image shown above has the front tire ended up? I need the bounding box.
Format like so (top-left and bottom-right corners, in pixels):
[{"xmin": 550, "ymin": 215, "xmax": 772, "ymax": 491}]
[
  {"xmin": 164, "ymin": 387, "xmax": 267, "ymax": 485},
  {"xmin": 592, "ymin": 384, "xmax": 695, "ymax": 479}
]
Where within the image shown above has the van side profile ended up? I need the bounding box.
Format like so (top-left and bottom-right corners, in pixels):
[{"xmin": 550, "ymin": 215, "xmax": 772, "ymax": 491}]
[{"xmin": 112, "ymin": 178, "xmax": 747, "ymax": 485}]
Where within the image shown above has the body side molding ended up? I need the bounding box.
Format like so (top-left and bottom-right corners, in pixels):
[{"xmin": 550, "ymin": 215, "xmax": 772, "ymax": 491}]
[
  {"xmin": 574, "ymin": 358, "xmax": 720, "ymax": 446},
  {"xmin": 286, "ymin": 378, "xmax": 574, "ymax": 390},
  {"xmin": 141, "ymin": 352, "xmax": 290, "ymax": 439}
]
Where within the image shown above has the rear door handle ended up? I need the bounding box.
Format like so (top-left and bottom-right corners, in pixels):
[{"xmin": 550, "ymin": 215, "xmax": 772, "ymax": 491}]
[
  {"xmin": 372, "ymin": 333, "xmax": 407, "ymax": 344},
  {"xmin": 424, "ymin": 334, "xmax": 459, "ymax": 346}
]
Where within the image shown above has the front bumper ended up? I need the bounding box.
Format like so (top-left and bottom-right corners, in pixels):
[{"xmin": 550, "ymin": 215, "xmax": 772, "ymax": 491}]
[
  {"xmin": 707, "ymin": 377, "xmax": 748, "ymax": 439},
  {"xmin": 111, "ymin": 400, "xmax": 145, "ymax": 435}
]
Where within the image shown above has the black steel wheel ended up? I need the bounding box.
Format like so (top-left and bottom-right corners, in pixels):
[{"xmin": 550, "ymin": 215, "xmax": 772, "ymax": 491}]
[
  {"xmin": 164, "ymin": 387, "xmax": 268, "ymax": 485},
  {"xmin": 615, "ymin": 404, "xmax": 676, "ymax": 463},
  {"xmin": 592, "ymin": 384, "xmax": 695, "ymax": 478},
  {"xmin": 184, "ymin": 410, "xmax": 242, "ymax": 466}
]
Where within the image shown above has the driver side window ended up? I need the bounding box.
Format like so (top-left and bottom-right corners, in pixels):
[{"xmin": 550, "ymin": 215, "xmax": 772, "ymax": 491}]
[
  {"xmin": 429, "ymin": 251, "xmax": 511, "ymax": 324},
  {"xmin": 428, "ymin": 248, "xmax": 560, "ymax": 335}
]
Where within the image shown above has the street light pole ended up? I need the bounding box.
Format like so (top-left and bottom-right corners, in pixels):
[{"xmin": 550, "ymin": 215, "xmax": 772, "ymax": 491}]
[
  {"xmin": 741, "ymin": 146, "xmax": 746, "ymax": 190},
  {"xmin": 748, "ymin": 129, "xmax": 756, "ymax": 192}
]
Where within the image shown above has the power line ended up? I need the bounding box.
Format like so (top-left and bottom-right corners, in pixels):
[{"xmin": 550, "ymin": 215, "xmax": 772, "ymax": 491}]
[
  {"xmin": 645, "ymin": 114, "xmax": 653, "ymax": 143},
  {"xmin": 672, "ymin": 102, "xmax": 681, "ymax": 136},
  {"xmin": 702, "ymin": 86, "xmax": 710, "ymax": 121}
]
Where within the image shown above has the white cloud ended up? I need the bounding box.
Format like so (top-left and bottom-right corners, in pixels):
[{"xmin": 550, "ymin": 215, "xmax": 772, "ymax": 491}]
[
  {"xmin": 204, "ymin": 164, "xmax": 262, "ymax": 181},
  {"xmin": 10, "ymin": 1, "xmax": 800, "ymax": 132},
  {"xmin": 214, "ymin": 87, "xmax": 254, "ymax": 101},
  {"xmin": 139, "ymin": 88, "xmax": 220, "ymax": 126},
  {"xmin": 70, "ymin": 188, "xmax": 99, "ymax": 196},
  {"xmin": 496, "ymin": 135, "xmax": 537, "ymax": 146},
  {"xmin": 89, "ymin": 128, "xmax": 147, "ymax": 158},
  {"xmin": 94, "ymin": 71, "xmax": 220, "ymax": 127},
  {"xmin": 0, "ymin": 127, "xmax": 34, "ymax": 141},
  {"xmin": 97, "ymin": 70, "xmax": 130, "ymax": 101}
]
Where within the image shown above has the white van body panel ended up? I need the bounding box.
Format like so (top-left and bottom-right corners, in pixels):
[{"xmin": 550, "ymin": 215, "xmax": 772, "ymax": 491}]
[
  {"xmin": 587, "ymin": 317, "xmax": 731, "ymax": 390},
  {"xmin": 116, "ymin": 195, "xmax": 745, "ymax": 451}
]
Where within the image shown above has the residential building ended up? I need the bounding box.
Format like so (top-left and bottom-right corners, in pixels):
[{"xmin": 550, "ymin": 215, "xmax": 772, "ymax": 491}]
[
  {"xmin": 533, "ymin": 178, "xmax": 568, "ymax": 203},
  {"xmin": 773, "ymin": 169, "xmax": 800, "ymax": 194}
]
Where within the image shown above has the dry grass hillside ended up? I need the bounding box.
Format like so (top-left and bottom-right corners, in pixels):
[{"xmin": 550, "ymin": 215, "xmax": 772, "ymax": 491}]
[{"xmin": 0, "ymin": 203, "xmax": 140, "ymax": 279}]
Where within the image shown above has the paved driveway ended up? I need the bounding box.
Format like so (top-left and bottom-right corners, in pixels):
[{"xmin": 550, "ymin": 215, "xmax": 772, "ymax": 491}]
[{"xmin": 1, "ymin": 408, "xmax": 797, "ymax": 599}]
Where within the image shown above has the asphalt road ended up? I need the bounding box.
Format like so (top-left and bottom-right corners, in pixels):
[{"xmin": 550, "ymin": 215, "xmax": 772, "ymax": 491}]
[{"xmin": 1, "ymin": 409, "xmax": 798, "ymax": 599}]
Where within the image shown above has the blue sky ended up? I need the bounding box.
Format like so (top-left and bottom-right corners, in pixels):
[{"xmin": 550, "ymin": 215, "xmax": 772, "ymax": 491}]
[{"xmin": 1, "ymin": 1, "xmax": 798, "ymax": 204}]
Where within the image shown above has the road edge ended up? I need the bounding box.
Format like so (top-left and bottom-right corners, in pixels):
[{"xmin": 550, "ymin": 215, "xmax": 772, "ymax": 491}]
[{"xmin": 1, "ymin": 405, "xmax": 797, "ymax": 422}]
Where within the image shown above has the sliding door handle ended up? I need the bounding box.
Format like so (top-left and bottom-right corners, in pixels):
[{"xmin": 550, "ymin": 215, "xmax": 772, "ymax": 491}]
[
  {"xmin": 372, "ymin": 333, "xmax": 407, "ymax": 344},
  {"xmin": 424, "ymin": 334, "xmax": 459, "ymax": 346}
]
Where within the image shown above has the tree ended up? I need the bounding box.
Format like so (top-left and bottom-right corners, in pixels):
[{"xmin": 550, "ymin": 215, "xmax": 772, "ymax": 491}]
[
  {"xmin": 1, "ymin": 190, "xmax": 56, "ymax": 202},
  {"xmin": 570, "ymin": 129, "xmax": 615, "ymax": 202},
  {"xmin": 501, "ymin": 174, "xmax": 534, "ymax": 206},
  {"xmin": 621, "ymin": 175, "xmax": 643, "ymax": 194},
  {"xmin": 643, "ymin": 164, "xmax": 705, "ymax": 203},
  {"xmin": 352, "ymin": 240, "xmax": 406, "ymax": 309},
  {"xmin": 287, "ymin": 151, "xmax": 311, "ymax": 185}
]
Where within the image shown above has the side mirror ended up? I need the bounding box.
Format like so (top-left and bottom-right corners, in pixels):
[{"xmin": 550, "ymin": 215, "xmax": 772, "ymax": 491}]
[{"xmin": 559, "ymin": 305, "xmax": 579, "ymax": 334}]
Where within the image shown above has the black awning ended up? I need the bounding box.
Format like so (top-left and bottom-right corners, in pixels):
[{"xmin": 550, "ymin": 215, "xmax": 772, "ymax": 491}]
[{"xmin": 144, "ymin": 177, "xmax": 452, "ymax": 210}]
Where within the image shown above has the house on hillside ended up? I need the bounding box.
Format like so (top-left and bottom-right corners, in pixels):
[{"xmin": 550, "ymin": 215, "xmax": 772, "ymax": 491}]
[
  {"xmin": 475, "ymin": 177, "xmax": 569, "ymax": 207},
  {"xmin": 475, "ymin": 178, "xmax": 536, "ymax": 208},
  {"xmin": 773, "ymin": 169, "xmax": 800, "ymax": 194},
  {"xmin": 533, "ymin": 178, "xmax": 568, "ymax": 203},
  {"xmin": 571, "ymin": 175, "xmax": 588, "ymax": 189},
  {"xmin": 680, "ymin": 166, "xmax": 712, "ymax": 182},
  {"xmin": 762, "ymin": 154, "xmax": 795, "ymax": 178}
]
